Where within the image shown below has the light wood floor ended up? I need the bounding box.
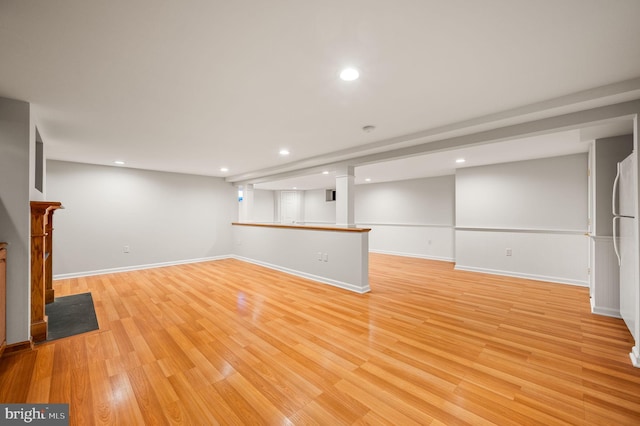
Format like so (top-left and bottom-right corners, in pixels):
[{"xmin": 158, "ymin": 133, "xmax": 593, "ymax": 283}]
[{"xmin": 1, "ymin": 254, "xmax": 640, "ymax": 425}]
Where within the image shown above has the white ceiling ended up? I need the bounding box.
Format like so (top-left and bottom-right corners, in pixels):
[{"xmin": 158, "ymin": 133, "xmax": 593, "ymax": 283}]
[
  {"xmin": 256, "ymin": 130, "xmax": 591, "ymax": 190},
  {"xmin": 1, "ymin": 1, "xmax": 640, "ymax": 190}
]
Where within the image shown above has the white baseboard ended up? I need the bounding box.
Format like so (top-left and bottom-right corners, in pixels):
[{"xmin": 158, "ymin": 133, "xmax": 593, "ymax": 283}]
[
  {"xmin": 53, "ymin": 254, "xmax": 371, "ymax": 294},
  {"xmin": 590, "ymin": 302, "xmax": 622, "ymax": 318},
  {"xmin": 453, "ymin": 264, "xmax": 589, "ymax": 287},
  {"xmin": 54, "ymin": 253, "xmax": 584, "ymax": 294},
  {"xmin": 232, "ymin": 255, "xmax": 371, "ymax": 294},
  {"xmin": 53, "ymin": 255, "xmax": 232, "ymax": 280},
  {"xmin": 369, "ymin": 249, "xmax": 454, "ymax": 262}
]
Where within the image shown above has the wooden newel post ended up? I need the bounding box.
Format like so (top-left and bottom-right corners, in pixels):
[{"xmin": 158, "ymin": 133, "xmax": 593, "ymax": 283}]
[
  {"xmin": 30, "ymin": 201, "xmax": 62, "ymax": 342},
  {"xmin": 45, "ymin": 209, "xmax": 56, "ymax": 304}
]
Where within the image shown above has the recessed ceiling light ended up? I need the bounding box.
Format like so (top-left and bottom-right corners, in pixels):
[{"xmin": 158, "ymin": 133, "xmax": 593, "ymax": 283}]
[
  {"xmin": 279, "ymin": 149, "xmax": 290, "ymax": 156},
  {"xmin": 293, "ymin": 187, "xmax": 297, "ymax": 190},
  {"xmin": 456, "ymin": 158, "xmax": 466, "ymax": 163},
  {"xmin": 113, "ymin": 160, "xmax": 125, "ymax": 165},
  {"xmin": 322, "ymin": 171, "xmax": 329, "ymax": 175},
  {"xmin": 365, "ymin": 178, "xmax": 371, "ymax": 182},
  {"xmin": 220, "ymin": 167, "xmax": 229, "ymax": 172},
  {"xmin": 340, "ymin": 67, "xmax": 359, "ymax": 81}
]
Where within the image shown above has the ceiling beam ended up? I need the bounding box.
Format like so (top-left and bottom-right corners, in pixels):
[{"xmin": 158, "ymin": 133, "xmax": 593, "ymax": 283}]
[{"xmin": 229, "ymin": 98, "xmax": 640, "ymax": 186}]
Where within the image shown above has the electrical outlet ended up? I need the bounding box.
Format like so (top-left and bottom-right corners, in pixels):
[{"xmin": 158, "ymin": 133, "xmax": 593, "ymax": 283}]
[
  {"xmin": 123, "ymin": 245, "xmax": 130, "ymax": 253},
  {"xmin": 317, "ymin": 252, "xmax": 323, "ymax": 261},
  {"xmin": 323, "ymin": 253, "xmax": 328, "ymax": 262},
  {"xmin": 506, "ymin": 248, "xmax": 512, "ymax": 256}
]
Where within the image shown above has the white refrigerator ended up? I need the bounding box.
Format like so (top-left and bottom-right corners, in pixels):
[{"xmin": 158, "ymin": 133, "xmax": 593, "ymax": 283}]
[{"xmin": 613, "ymin": 152, "xmax": 639, "ymax": 363}]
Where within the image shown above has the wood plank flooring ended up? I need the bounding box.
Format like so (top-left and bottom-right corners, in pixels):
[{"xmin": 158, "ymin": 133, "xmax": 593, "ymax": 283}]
[{"xmin": 2, "ymin": 253, "xmax": 640, "ymax": 424}]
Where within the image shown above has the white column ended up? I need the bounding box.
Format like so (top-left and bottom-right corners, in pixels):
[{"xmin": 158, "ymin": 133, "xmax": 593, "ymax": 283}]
[
  {"xmin": 239, "ymin": 184, "xmax": 254, "ymax": 222},
  {"xmin": 335, "ymin": 165, "xmax": 355, "ymax": 227}
]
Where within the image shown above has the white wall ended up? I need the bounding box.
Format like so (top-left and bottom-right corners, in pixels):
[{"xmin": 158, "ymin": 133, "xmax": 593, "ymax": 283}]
[
  {"xmin": 244, "ymin": 155, "xmax": 591, "ymax": 286},
  {"xmin": 0, "ymin": 97, "xmax": 33, "ymax": 344},
  {"xmin": 233, "ymin": 224, "xmax": 370, "ymax": 293},
  {"xmin": 252, "ymin": 189, "xmax": 276, "ymax": 222},
  {"xmin": 590, "ymin": 236, "xmax": 620, "ymax": 317},
  {"xmin": 456, "ymin": 154, "xmax": 587, "ymax": 230},
  {"xmin": 46, "ymin": 161, "xmax": 237, "ymax": 277},
  {"xmin": 455, "ymin": 154, "xmax": 589, "ymax": 285},
  {"xmin": 588, "ymin": 135, "xmax": 633, "ymax": 317},
  {"xmin": 455, "ymin": 230, "xmax": 588, "ymax": 285},
  {"xmin": 304, "ymin": 189, "xmax": 336, "ymax": 224},
  {"xmin": 631, "ymin": 114, "xmax": 640, "ymax": 366},
  {"xmin": 355, "ymin": 176, "xmax": 455, "ymax": 260},
  {"xmin": 356, "ymin": 176, "xmax": 455, "ymax": 224}
]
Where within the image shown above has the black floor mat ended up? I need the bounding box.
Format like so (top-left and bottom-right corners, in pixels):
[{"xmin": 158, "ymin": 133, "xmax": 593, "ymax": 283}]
[{"xmin": 45, "ymin": 292, "xmax": 99, "ymax": 341}]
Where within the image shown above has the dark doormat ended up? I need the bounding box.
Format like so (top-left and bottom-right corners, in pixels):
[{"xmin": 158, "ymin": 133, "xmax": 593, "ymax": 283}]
[{"xmin": 45, "ymin": 292, "xmax": 99, "ymax": 341}]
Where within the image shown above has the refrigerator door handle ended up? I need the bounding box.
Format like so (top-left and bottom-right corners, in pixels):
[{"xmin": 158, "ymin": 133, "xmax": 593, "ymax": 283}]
[
  {"xmin": 612, "ymin": 162, "xmax": 621, "ymax": 216},
  {"xmin": 613, "ymin": 216, "xmax": 622, "ymax": 266}
]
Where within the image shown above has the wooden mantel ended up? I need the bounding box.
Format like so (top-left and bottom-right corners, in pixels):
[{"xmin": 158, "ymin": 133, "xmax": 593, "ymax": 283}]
[{"xmin": 30, "ymin": 201, "xmax": 63, "ymax": 342}]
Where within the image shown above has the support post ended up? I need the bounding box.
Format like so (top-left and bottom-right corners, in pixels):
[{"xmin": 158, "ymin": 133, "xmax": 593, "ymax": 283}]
[
  {"xmin": 44, "ymin": 209, "xmax": 56, "ymax": 304},
  {"xmin": 30, "ymin": 201, "xmax": 62, "ymax": 342},
  {"xmin": 335, "ymin": 165, "xmax": 355, "ymax": 227}
]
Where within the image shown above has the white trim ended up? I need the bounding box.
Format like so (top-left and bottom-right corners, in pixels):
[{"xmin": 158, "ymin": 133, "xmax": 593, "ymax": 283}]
[
  {"xmin": 590, "ymin": 301, "xmax": 623, "ymax": 318},
  {"xmin": 300, "ymin": 221, "xmax": 335, "ymax": 225},
  {"xmin": 301, "ymin": 222, "xmax": 454, "ymax": 228},
  {"xmin": 369, "ymin": 249, "xmax": 454, "ymax": 262},
  {"xmin": 589, "ymin": 235, "xmax": 614, "ymax": 241},
  {"xmin": 232, "ymin": 255, "xmax": 371, "ymax": 294},
  {"xmin": 358, "ymin": 222, "xmax": 454, "ymax": 228},
  {"xmin": 454, "ymin": 264, "xmax": 589, "ymax": 287},
  {"xmin": 455, "ymin": 226, "xmax": 587, "ymax": 235},
  {"xmin": 52, "ymin": 255, "xmax": 232, "ymax": 280}
]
